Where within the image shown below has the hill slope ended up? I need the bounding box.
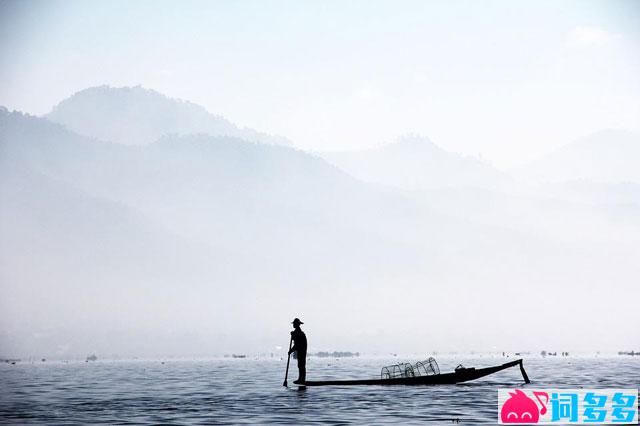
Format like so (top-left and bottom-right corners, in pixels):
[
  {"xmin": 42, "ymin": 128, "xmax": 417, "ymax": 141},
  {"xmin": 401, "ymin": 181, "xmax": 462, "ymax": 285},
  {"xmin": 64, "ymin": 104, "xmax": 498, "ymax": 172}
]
[
  {"xmin": 516, "ymin": 129, "xmax": 640, "ymax": 183},
  {"xmin": 322, "ymin": 135, "xmax": 510, "ymax": 190},
  {"xmin": 45, "ymin": 85, "xmax": 291, "ymax": 146}
]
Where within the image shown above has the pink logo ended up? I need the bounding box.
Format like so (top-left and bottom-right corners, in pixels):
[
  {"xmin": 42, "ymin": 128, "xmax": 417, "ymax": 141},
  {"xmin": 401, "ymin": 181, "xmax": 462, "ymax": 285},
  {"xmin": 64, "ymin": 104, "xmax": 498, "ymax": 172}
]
[{"xmin": 501, "ymin": 389, "xmax": 548, "ymax": 423}]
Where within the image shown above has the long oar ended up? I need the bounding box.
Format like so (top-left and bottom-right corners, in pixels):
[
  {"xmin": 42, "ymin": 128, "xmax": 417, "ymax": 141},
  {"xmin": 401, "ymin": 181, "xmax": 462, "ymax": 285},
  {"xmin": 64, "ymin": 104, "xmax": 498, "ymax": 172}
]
[
  {"xmin": 283, "ymin": 336, "xmax": 293, "ymax": 387},
  {"xmin": 519, "ymin": 359, "xmax": 531, "ymax": 384}
]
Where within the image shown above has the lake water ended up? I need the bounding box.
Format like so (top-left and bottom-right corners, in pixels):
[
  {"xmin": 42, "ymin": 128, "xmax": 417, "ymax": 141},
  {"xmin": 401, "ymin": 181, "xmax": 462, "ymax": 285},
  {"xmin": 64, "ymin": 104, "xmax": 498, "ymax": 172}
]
[{"xmin": 1, "ymin": 356, "xmax": 638, "ymax": 424}]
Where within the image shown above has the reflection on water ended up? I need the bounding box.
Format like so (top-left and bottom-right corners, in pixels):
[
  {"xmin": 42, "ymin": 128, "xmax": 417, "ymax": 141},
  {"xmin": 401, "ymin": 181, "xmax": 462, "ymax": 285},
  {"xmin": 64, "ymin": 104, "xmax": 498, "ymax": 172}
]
[{"xmin": 1, "ymin": 357, "xmax": 638, "ymax": 424}]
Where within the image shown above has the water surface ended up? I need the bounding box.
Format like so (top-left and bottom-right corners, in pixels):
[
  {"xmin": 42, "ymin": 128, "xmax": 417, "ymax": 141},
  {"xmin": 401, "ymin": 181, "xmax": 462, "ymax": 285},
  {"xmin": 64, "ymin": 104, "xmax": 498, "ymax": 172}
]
[{"xmin": 1, "ymin": 356, "xmax": 638, "ymax": 424}]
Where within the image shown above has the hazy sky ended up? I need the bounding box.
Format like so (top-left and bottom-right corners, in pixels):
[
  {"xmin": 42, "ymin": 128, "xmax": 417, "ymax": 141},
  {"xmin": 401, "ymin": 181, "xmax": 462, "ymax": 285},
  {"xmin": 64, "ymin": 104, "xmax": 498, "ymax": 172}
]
[{"xmin": 1, "ymin": 0, "xmax": 639, "ymax": 167}]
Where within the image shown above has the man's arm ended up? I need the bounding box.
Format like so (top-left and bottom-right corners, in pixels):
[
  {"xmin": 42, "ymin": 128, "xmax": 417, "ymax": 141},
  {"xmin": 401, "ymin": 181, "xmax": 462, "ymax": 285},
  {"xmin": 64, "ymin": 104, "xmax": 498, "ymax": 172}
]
[{"xmin": 289, "ymin": 331, "xmax": 297, "ymax": 354}]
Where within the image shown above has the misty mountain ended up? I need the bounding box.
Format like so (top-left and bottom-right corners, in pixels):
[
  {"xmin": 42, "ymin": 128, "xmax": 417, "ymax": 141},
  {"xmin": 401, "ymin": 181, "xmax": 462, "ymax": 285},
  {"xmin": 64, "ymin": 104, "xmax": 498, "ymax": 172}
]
[
  {"xmin": 45, "ymin": 85, "xmax": 291, "ymax": 147},
  {"xmin": 1, "ymin": 108, "xmax": 419, "ymax": 270},
  {"xmin": 1, "ymin": 108, "xmax": 440, "ymax": 294},
  {"xmin": 1, "ymin": 102, "xmax": 638, "ymax": 356},
  {"xmin": 516, "ymin": 129, "xmax": 640, "ymax": 183},
  {"xmin": 322, "ymin": 135, "xmax": 511, "ymax": 191},
  {"xmin": 2, "ymin": 105, "xmax": 595, "ymax": 355},
  {"xmin": 0, "ymin": 108, "xmax": 272, "ymax": 355},
  {"xmin": 407, "ymin": 184, "xmax": 640, "ymax": 246}
]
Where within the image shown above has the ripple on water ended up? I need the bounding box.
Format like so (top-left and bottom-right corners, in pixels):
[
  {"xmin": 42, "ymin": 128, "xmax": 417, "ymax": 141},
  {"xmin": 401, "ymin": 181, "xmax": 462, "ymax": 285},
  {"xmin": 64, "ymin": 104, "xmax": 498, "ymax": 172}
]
[{"xmin": 1, "ymin": 357, "xmax": 638, "ymax": 424}]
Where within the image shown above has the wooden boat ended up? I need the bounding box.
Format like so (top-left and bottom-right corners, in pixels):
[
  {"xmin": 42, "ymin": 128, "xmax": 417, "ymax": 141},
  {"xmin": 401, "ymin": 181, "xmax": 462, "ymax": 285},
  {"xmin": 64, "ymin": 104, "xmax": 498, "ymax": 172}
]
[{"xmin": 302, "ymin": 359, "xmax": 530, "ymax": 386}]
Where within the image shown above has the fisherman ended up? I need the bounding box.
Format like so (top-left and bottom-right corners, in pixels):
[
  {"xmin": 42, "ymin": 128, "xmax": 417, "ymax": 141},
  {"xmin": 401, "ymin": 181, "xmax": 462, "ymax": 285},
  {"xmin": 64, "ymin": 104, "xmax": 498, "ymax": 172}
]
[{"xmin": 288, "ymin": 318, "xmax": 307, "ymax": 384}]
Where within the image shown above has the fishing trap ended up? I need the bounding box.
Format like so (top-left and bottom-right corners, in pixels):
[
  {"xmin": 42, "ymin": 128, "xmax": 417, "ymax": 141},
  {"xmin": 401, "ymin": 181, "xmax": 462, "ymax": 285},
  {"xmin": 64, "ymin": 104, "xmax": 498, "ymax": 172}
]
[{"xmin": 380, "ymin": 357, "xmax": 440, "ymax": 379}]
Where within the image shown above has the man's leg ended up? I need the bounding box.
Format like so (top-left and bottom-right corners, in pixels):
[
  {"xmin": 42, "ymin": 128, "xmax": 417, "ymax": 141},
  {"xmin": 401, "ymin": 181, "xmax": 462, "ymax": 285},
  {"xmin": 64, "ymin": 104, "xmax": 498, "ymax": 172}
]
[{"xmin": 299, "ymin": 354, "xmax": 306, "ymax": 383}]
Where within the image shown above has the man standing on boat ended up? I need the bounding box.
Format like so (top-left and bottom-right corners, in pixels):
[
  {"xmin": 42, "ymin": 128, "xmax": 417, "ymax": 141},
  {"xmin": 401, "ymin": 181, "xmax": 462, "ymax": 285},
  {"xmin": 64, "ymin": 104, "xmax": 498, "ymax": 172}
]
[{"xmin": 289, "ymin": 318, "xmax": 307, "ymax": 384}]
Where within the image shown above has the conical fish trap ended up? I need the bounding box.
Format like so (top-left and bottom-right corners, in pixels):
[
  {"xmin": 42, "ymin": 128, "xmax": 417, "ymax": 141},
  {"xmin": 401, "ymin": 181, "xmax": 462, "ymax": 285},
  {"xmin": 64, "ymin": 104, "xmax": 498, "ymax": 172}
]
[{"xmin": 381, "ymin": 357, "xmax": 439, "ymax": 380}]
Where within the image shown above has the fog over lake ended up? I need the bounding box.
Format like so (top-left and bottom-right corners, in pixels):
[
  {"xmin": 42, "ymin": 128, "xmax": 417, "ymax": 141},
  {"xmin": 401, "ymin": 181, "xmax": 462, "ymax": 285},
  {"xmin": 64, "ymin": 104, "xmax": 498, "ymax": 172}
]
[
  {"xmin": 1, "ymin": 87, "xmax": 638, "ymax": 358},
  {"xmin": 1, "ymin": 1, "xmax": 639, "ymax": 360}
]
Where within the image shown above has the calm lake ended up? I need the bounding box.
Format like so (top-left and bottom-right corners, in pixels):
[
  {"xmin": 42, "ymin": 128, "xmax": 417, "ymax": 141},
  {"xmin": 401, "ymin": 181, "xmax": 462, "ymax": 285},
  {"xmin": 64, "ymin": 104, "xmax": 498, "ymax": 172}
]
[{"xmin": 1, "ymin": 356, "xmax": 638, "ymax": 424}]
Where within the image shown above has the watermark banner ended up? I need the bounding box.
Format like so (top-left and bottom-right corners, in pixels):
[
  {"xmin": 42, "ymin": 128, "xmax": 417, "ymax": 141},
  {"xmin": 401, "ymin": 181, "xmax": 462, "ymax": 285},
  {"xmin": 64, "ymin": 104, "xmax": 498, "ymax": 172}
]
[{"xmin": 498, "ymin": 388, "xmax": 638, "ymax": 424}]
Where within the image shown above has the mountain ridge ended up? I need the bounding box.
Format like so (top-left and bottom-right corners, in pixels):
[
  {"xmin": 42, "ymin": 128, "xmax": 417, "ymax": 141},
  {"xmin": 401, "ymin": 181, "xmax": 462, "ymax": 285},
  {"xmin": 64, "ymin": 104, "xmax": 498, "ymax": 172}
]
[
  {"xmin": 45, "ymin": 85, "xmax": 292, "ymax": 147},
  {"xmin": 516, "ymin": 129, "xmax": 640, "ymax": 183},
  {"xmin": 321, "ymin": 134, "xmax": 511, "ymax": 191}
]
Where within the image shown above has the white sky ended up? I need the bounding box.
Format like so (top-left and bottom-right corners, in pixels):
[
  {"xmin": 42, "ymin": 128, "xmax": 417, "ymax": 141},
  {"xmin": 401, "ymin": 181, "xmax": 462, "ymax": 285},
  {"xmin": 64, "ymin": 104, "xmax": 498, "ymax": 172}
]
[{"xmin": 1, "ymin": 0, "xmax": 639, "ymax": 167}]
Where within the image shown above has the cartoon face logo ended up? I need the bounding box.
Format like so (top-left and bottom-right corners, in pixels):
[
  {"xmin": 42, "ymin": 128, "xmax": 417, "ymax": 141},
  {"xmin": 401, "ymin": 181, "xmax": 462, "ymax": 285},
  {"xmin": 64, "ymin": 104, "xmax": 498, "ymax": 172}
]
[{"xmin": 501, "ymin": 389, "xmax": 548, "ymax": 423}]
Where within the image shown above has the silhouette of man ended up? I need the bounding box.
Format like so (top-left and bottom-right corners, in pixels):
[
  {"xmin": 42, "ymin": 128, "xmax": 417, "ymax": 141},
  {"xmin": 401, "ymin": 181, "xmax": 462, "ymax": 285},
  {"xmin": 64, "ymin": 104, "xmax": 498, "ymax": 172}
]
[{"xmin": 289, "ymin": 318, "xmax": 307, "ymax": 384}]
